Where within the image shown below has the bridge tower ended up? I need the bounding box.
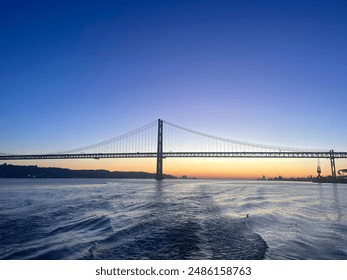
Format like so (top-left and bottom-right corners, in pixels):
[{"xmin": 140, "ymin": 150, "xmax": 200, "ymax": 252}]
[
  {"xmin": 330, "ymin": 150, "xmax": 336, "ymax": 178},
  {"xmin": 155, "ymin": 119, "xmax": 164, "ymax": 181}
]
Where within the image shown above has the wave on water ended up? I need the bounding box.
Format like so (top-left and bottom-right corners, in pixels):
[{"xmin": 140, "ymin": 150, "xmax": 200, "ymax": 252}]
[
  {"xmin": 5, "ymin": 179, "xmax": 345, "ymax": 260},
  {"xmin": 1, "ymin": 215, "xmax": 113, "ymax": 260},
  {"xmin": 80, "ymin": 181, "xmax": 269, "ymax": 260},
  {"xmin": 1, "ymin": 215, "xmax": 268, "ymax": 260},
  {"xmin": 84, "ymin": 215, "xmax": 268, "ymax": 260}
]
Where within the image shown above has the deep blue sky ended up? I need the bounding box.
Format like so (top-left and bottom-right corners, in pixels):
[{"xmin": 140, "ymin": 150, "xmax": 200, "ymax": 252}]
[{"xmin": 1, "ymin": 0, "xmax": 347, "ymax": 155}]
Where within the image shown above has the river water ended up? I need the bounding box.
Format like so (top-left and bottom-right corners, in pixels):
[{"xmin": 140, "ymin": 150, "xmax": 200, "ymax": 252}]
[{"xmin": 0, "ymin": 179, "xmax": 346, "ymax": 260}]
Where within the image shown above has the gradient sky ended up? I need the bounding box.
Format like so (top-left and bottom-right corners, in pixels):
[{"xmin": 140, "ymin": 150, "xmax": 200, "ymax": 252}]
[{"xmin": 1, "ymin": 0, "xmax": 346, "ymax": 178}]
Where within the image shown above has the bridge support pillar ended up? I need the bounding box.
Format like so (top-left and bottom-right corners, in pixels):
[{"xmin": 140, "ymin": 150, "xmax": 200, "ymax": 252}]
[
  {"xmin": 156, "ymin": 119, "xmax": 163, "ymax": 181},
  {"xmin": 330, "ymin": 150, "xmax": 336, "ymax": 178}
]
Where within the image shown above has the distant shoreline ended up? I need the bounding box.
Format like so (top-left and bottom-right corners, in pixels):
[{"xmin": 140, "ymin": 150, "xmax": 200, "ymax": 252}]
[
  {"xmin": 2, "ymin": 163, "xmax": 345, "ymax": 183},
  {"xmin": 0, "ymin": 163, "xmax": 176, "ymax": 179},
  {"xmin": 257, "ymin": 175, "xmax": 313, "ymax": 182}
]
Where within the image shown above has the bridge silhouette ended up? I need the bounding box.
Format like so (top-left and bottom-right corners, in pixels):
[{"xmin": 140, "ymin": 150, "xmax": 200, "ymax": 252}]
[{"xmin": 1, "ymin": 119, "xmax": 346, "ymax": 180}]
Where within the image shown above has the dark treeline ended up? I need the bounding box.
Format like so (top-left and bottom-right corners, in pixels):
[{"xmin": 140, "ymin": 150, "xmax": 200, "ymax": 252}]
[{"xmin": 0, "ymin": 163, "xmax": 176, "ymax": 179}]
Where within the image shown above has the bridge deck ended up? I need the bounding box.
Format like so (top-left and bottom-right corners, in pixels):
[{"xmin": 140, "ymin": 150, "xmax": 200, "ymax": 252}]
[{"xmin": 1, "ymin": 151, "xmax": 347, "ymax": 160}]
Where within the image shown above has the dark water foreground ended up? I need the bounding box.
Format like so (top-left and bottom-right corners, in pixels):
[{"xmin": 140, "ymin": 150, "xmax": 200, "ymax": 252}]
[{"xmin": 0, "ymin": 179, "xmax": 346, "ymax": 259}]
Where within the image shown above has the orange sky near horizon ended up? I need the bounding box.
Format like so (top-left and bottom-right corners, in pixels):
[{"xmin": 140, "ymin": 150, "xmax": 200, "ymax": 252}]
[{"xmin": 6, "ymin": 158, "xmax": 347, "ymax": 179}]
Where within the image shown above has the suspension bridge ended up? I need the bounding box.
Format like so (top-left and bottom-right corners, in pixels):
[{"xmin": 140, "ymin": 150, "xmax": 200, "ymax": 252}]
[{"xmin": 1, "ymin": 119, "xmax": 347, "ymax": 180}]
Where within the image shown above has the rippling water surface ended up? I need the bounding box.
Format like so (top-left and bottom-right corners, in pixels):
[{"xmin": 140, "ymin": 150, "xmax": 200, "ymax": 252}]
[{"xmin": 0, "ymin": 179, "xmax": 346, "ymax": 260}]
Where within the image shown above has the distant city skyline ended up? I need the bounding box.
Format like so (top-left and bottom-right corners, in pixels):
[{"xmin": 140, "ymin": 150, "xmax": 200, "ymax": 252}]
[{"xmin": 1, "ymin": 0, "xmax": 346, "ymax": 178}]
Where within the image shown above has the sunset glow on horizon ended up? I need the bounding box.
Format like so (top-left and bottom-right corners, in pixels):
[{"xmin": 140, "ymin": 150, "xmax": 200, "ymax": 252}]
[{"xmin": 6, "ymin": 157, "xmax": 347, "ymax": 180}]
